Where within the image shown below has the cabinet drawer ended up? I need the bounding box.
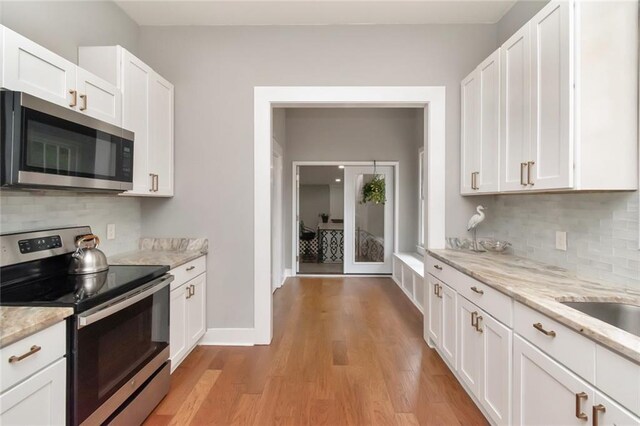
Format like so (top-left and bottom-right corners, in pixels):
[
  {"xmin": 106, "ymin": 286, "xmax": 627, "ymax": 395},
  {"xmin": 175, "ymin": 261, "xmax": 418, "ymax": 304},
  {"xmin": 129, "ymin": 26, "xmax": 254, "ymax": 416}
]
[
  {"xmin": 595, "ymin": 345, "xmax": 640, "ymax": 415},
  {"xmin": 170, "ymin": 256, "xmax": 206, "ymax": 291},
  {"xmin": 426, "ymin": 255, "xmax": 513, "ymax": 326},
  {"xmin": 0, "ymin": 321, "xmax": 66, "ymax": 393},
  {"xmin": 514, "ymin": 302, "xmax": 595, "ymax": 382}
]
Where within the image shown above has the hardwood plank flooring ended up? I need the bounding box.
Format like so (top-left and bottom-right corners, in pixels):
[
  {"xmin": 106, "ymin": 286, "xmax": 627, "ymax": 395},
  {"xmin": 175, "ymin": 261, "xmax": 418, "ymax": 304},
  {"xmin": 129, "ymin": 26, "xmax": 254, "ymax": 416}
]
[{"xmin": 145, "ymin": 277, "xmax": 487, "ymax": 425}]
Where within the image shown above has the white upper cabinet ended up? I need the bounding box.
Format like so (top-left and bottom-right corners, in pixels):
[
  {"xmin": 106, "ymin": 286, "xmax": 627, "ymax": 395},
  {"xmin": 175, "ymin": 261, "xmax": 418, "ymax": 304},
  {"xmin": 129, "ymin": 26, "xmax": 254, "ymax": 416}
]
[
  {"xmin": 1, "ymin": 26, "xmax": 121, "ymax": 126},
  {"xmin": 463, "ymin": 0, "xmax": 638, "ymax": 195},
  {"xmin": 500, "ymin": 24, "xmax": 531, "ymax": 192},
  {"xmin": 79, "ymin": 45, "xmax": 174, "ymax": 197},
  {"xmin": 460, "ymin": 50, "xmax": 500, "ymax": 194},
  {"xmin": 529, "ymin": 1, "xmax": 572, "ymax": 190}
]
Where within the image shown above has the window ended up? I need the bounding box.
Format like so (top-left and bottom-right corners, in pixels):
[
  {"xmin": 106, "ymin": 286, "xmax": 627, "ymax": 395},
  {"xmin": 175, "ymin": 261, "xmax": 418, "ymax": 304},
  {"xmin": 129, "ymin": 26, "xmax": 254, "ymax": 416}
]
[{"xmin": 418, "ymin": 148, "xmax": 425, "ymax": 255}]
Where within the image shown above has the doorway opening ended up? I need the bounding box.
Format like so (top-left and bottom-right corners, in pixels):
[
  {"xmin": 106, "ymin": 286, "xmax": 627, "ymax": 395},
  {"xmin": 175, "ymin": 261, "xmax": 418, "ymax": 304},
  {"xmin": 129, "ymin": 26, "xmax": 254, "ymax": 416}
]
[{"xmin": 294, "ymin": 162, "xmax": 398, "ymax": 275}]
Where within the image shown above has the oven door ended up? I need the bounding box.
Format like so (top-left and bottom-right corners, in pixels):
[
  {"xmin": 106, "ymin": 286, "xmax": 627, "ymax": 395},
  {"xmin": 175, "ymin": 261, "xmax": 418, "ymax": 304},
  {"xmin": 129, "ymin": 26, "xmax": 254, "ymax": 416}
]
[
  {"xmin": 73, "ymin": 274, "xmax": 172, "ymax": 426},
  {"xmin": 1, "ymin": 90, "xmax": 134, "ymax": 191}
]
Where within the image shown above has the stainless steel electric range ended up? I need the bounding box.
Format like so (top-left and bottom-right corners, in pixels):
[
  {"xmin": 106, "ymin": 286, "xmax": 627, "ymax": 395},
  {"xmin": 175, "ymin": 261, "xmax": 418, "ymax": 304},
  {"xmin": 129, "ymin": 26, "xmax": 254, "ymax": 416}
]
[{"xmin": 0, "ymin": 226, "xmax": 173, "ymax": 425}]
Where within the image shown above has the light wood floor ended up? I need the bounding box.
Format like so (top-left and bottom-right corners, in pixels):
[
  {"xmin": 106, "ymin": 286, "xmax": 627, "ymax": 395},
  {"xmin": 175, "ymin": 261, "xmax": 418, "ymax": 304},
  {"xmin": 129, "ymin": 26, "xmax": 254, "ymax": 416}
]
[{"xmin": 144, "ymin": 277, "xmax": 487, "ymax": 425}]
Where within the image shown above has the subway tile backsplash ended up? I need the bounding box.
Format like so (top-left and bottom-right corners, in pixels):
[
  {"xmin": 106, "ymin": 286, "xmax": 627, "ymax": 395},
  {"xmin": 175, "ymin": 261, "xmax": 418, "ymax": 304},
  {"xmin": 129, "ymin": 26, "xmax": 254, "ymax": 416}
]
[
  {"xmin": 0, "ymin": 191, "xmax": 141, "ymax": 256},
  {"xmin": 480, "ymin": 192, "xmax": 640, "ymax": 288}
]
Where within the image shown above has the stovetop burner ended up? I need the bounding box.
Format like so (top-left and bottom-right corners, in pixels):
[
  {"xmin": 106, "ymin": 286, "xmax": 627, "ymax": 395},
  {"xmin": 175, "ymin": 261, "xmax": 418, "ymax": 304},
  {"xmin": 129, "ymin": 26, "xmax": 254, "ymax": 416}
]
[
  {"xmin": 0, "ymin": 264, "xmax": 169, "ymax": 313},
  {"xmin": 0, "ymin": 226, "xmax": 169, "ymax": 313}
]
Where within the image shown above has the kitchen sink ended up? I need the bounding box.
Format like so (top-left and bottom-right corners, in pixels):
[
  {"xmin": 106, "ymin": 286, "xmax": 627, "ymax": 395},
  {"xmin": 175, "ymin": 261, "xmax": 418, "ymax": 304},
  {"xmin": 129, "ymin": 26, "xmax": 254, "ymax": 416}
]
[{"xmin": 560, "ymin": 301, "xmax": 640, "ymax": 338}]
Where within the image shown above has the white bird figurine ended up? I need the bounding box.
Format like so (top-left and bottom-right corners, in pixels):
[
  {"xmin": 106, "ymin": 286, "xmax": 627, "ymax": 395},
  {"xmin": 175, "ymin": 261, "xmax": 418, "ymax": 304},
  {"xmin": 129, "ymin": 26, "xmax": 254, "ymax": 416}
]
[
  {"xmin": 467, "ymin": 205, "xmax": 486, "ymax": 252},
  {"xmin": 467, "ymin": 205, "xmax": 486, "ymax": 231}
]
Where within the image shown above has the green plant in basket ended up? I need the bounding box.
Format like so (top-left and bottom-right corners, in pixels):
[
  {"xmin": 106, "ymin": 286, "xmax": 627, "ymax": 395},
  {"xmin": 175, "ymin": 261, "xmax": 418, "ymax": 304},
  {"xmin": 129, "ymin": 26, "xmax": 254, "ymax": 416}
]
[{"xmin": 361, "ymin": 175, "xmax": 386, "ymax": 204}]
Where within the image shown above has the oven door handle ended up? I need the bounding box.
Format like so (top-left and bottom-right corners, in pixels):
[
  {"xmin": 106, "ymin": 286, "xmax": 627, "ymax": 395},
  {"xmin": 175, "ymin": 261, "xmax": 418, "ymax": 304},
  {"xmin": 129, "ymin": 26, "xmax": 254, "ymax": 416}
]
[{"xmin": 77, "ymin": 274, "xmax": 174, "ymax": 329}]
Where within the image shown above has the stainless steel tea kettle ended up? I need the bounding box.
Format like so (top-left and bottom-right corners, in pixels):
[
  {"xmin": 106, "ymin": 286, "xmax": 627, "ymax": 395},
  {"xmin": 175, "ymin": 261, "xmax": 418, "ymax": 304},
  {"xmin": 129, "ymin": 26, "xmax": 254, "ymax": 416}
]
[{"xmin": 68, "ymin": 234, "xmax": 109, "ymax": 275}]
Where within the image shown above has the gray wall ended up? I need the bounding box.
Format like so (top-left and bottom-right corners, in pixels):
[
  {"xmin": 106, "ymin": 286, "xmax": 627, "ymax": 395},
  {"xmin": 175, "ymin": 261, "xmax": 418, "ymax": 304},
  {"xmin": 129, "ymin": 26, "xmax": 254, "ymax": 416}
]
[
  {"xmin": 496, "ymin": 0, "xmax": 550, "ymax": 45},
  {"xmin": 284, "ymin": 108, "xmax": 423, "ymax": 269},
  {"xmin": 299, "ymin": 185, "xmax": 330, "ymax": 230},
  {"xmin": 0, "ymin": 1, "xmax": 142, "ymax": 255},
  {"xmin": 0, "ymin": 1, "xmax": 140, "ymax": 63},
  {"xmin": 137, "ymin": 24, "xmax": 498, "ymax": 328}
]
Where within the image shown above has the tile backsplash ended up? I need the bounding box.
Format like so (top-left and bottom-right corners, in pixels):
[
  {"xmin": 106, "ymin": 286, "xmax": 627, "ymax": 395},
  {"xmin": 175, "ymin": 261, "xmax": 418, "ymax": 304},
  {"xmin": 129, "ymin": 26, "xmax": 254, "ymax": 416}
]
[
  {"xmin": 0, "ymin": 191, "xmax": 141, "ymax": 256},
  {"xmin": 480, "ymin": 192, "xmax": 640, "ymax": 288}
]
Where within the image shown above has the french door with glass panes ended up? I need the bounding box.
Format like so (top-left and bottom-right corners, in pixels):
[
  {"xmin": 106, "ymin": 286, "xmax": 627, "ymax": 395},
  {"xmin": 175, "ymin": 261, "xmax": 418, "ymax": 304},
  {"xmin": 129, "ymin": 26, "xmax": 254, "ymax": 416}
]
[{"xmin": 343, "ymin": 166, "xmax": 394, "ymax": 274}]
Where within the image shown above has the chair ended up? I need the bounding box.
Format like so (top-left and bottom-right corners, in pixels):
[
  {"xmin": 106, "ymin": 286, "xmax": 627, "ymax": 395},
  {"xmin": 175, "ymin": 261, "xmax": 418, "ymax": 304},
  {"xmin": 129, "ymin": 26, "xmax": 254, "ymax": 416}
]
[{"xmin": 299, "ymin": 221, "xmax": 317, "ymax": 262}]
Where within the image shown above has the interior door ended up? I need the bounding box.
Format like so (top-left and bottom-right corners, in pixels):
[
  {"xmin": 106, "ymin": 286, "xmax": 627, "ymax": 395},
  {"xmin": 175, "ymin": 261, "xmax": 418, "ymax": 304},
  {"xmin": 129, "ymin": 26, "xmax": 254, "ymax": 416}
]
[
  {"xmin": 294, "ymin": 166, "xmax": 300, "ymax": 274},
  {"xmin": 343, "ymin": 165, "xmax": 394, "ymax": 274}
]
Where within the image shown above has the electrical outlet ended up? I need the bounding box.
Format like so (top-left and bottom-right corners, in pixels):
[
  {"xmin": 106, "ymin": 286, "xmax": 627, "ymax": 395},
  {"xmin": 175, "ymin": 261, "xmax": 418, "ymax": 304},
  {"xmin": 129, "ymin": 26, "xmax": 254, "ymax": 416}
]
[
  {"xmin": 555, "ymin": 231, "xmax": 567, "ymax": 251},
  {"xmin": 107, "ymin": 224, "xmax": 116, "ymax": 240}
]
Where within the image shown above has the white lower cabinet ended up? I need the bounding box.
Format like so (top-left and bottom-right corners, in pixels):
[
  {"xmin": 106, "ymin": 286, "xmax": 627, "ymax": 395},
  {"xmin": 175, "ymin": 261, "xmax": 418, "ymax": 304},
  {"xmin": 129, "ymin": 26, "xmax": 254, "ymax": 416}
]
[
  {"xmin": 514, "ymin": 335, "xmax": 595, "ymax": 426},
  {"xmin": 0, "ymin": 358, "xmax": 66, "ymax": 426},
  {"xmin": 594, "ymin": 391, "xmax": 640, "ymax": 426},
  {"xmin": 457, "ymin": 295, "xmax": 511, "ymax": 425},
  {"xmin": 169, "ymin": 260, "xmax": 207, "ymax": 372},
  {"xmin": 427, "ymin": 276, "xmax": 456, "ymax": 369}
]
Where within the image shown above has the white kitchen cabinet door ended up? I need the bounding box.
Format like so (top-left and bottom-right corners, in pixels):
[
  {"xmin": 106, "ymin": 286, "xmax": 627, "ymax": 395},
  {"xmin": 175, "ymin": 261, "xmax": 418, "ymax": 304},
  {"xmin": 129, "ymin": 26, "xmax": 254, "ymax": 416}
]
[
  {"xmin": 593, "ymin": 391, "xmax": 640, "ymax": 426},
  {"xmin": 460, "ymin": 70, "xmax": 480, "ymax": 195},
  {"xmin": 75, "ymin": 67, "xmax": 122, "ymax": 127},
  {"xmin": 122, "ymin": 50, "xmax": 152, "ymax": 195},
  {"xmin": 169, "ymin": 284, "xmax": 188, "ymax": 372},
  {"xmin": 0, "ymin": 358, "xmax": 66, "ymax": 426},
  {"xmin": 186, "ymin": 273, "xmax": 207, "ymax": 348},
  {"xmin": 529, "ymin": 0, "xmax": 573, "ymax": 190},
  {"xmin": 513, "ymin": 335, "xmax": 595, "ymax": 426},
  {"xmin": 500, "ymin": 24, "xmax": 531, "ymax": 192},
  {"xmin": 477, "ymin": 50, "xmax": 501, "ymax": 193},
  {"xmin": 148, "ymin": 73, "xmax": 174, "ymax": 196},
  {"xmin": 440, "ymin": 283, "xmax": 457, "ymax": 368},
  {"xmin": 1, "ymin": 26, "xmax": 76, "ymax": 110},
  {"xmin": 457, "ymin": 296, "xmax": 482, "ymax": 394},
  {"xmin": 427, "ymin": 279, "xmax": 442, "ymax": 346},
  {"xmin": 479, "ymin": 312, "xmax": 512, "ymax": 425}
]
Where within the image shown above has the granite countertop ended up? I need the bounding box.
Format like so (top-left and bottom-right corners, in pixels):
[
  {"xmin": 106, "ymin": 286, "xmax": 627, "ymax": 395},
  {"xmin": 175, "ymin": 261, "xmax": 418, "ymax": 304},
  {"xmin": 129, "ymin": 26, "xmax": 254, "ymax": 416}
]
[
  {"xmin": 427, "ymin": 249, "xmax": 640, "ymax": 363},
  {"xmin": 0, "ymin": 307, "xmax": 73, "ymax": 349},
  {"xmin": 109, "ymin": 237, "xmax": 208, "ymax": 269}
]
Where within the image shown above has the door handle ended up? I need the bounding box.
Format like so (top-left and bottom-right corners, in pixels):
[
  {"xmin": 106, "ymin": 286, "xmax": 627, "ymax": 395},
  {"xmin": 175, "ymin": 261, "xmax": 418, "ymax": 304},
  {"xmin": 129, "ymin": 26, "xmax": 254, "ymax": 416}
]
[
  {"xmin": 592, "ymin": 404, "xmax": 605, "ymax": 426},
  {"xmin": 8, "ymin": 345, "xmax": 42, "ymax": 363},
  {"xmin": 470, "ymin": 311, "xmax": 478, "ymax": 328},
  {"xmin": 533, "ymin": 322, "xmax": 557, "ymax": 337},
  {"xmin": 69, "ymin": 90, "xmax": 77, "ymax": 107},
  {"xmin": 79, "ymin": 94, "xmax": 87, "ymax": 111},
  {"xmin": 186, "ymin": 265, "xmax": 196, "ymax": 271},
  {"xmin": 433, "ymin": 264, "xmax": 443, "ymax": 271},
  {"xmin": 527, "ymin": 161, "xmax": 535, "ymax": 186},
  {"xmin": 475, "ymin": 315, "xmax": 483, "ymax": 333},
  {"xmin": 520, "ymin": 162, "xmax": 527, "ymax": 186},
  {"xmin": 470, "ymin": 286, "xmax": 484, "ymax": 295},
  {"xmin": 154, "ymin": 174, "xmax": 159, "ymax": 192},
  {"xmin": 190, "ymin": 284, "xmax": 195, "ymax": 297},
  {"xmin": 149, "ymin": 173, "xmax": 155, "ymax": 192},
  {"xmin": 575, "ymin": 392, "xmax": 588, "ymax": 421}
]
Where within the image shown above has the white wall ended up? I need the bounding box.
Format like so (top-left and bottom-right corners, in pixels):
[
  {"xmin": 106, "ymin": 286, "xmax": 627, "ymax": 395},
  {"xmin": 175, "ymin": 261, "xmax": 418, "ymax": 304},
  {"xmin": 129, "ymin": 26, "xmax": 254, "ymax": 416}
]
[
  {"xmin": 0, "ymin": 1, "xmax": 142, "ymax": 255},
  {"xmin": 137, "ymin": 24, "xmax": 497, "ymax": 328},
  {"xmin": 329, "ymin": 185, "xmax": 344, "ymax": 220},
  {"xmin": 496, "ymin": 0, "xmax": 549, "ymax": 45}
]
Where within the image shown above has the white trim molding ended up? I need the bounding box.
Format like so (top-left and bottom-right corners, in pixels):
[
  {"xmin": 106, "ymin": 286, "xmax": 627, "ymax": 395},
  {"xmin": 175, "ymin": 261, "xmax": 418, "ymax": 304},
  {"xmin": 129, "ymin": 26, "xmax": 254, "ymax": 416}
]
[
  {"xmin": 200, "ymin": 328, "xmax": 257, "ymax": 346},
  {"xmin": 254, "ymin": 86, "xmax": 447, "ymax": 345}
]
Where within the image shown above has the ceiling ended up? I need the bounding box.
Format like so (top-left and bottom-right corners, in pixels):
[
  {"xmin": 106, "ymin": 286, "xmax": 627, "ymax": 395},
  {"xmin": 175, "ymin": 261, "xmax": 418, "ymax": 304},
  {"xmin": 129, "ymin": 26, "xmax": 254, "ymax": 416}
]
[
  {"xmin": 114, "ymin": 0, "xmax": 518, "ymax": 26},
  {"xmin": 300, "ymin": 166, "xmax": 344, "ymax": 186}
]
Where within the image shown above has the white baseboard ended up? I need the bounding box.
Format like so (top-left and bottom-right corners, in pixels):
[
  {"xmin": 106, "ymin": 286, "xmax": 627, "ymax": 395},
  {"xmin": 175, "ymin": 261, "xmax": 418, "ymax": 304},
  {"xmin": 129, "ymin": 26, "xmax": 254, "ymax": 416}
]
[
  {"xmin": 199, "ymin": 328, "xmax": 256, "ymax": 346},
  {"xmin": 284, "ymin": 268, "xmax": 293, "ymax": 278}
]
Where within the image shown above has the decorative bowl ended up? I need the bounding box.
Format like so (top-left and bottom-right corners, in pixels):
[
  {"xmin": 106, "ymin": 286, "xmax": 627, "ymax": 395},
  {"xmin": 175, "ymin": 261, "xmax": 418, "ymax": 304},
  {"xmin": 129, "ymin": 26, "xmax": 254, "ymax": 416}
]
[{"xmin": 479, "ymin": 239, "xmax": 511, "ymax": 253}]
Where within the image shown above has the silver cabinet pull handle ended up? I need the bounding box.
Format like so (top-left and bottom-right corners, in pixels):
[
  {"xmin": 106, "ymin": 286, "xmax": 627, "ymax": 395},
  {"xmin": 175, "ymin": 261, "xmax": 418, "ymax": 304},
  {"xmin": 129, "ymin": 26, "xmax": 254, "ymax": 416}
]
[
  {"xmin": 9, "ymin": 345, "xmax": 41, "ymax": 363},
  {"xmin": 533, "ymin": 322, "xmax": 556, "ymax": 337},
  {"xmin": 79, "ymin": 94, "xmax": 87, "ymax": 111},
  {"xmin": 527, "ymin": 161, "xmax": 535, "ymax": 186},
  {"xmin": 190, "ymin": 284, "xmax": 195, "ymax": 296},
  {"xmin": 69, "ymin": 90, "xmax": 77, "ymax": 107},
  {"xmin": 154, "ymin": 174, "xmax": 159, "ymax": 192},
  {"xmin": 186, "ymin": 287, "xmax": 191, "ymax": 299},
  {"xmin": 433, "ymin": 265, "xmax": 443, "ymax": 271},
  {"xmin": 520, "ymin": 162, "xmax": 527, "ymax": 186},
  {"xmin": 475, "ymin": 315, "xmax": 483, "ymax": 333},
  {"xmin": 470, "ymin": 286, "xmax": 484, "ymax": 295},
  {"xmin": 149, "ymin": 173, "xmax": 155, "ymax": 192},
  {"xmin": 186, "ymin": 265, "xmax": 195, "ymax": 271},
  {"xmin": 470, "ymin": 311, "xmax": 478, "ymax": 328}
]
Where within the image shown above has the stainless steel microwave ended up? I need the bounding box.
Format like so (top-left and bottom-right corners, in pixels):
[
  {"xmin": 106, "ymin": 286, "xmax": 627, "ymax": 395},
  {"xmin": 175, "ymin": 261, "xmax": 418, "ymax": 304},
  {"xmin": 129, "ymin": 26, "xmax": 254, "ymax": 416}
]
[{"xmin": 1, "ymin": 90, "xmax": 134, "ymax": 192}]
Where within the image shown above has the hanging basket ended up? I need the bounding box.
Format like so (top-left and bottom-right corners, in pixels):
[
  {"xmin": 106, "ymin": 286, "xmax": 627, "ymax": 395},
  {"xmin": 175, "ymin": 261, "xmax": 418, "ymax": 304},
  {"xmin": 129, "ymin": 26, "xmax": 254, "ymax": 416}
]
[{"xmin": 361, "ymin": 175, "xmax": 386, "ymax": 204}]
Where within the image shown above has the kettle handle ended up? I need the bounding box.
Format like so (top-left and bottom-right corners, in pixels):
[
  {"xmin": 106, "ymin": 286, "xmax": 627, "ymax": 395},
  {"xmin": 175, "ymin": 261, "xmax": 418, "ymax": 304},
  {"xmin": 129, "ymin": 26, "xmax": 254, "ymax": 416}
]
[{"xmin": 76, "ymin": 234, "xmax": 100, "ymax": 249}]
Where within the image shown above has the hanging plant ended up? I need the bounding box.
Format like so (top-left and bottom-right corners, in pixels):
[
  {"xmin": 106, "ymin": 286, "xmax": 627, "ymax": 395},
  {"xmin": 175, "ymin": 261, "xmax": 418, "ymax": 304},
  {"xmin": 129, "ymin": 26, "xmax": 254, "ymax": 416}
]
[{"xmin": 361, "ymin": 175, "xmax": 386, "ymax": 204}]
